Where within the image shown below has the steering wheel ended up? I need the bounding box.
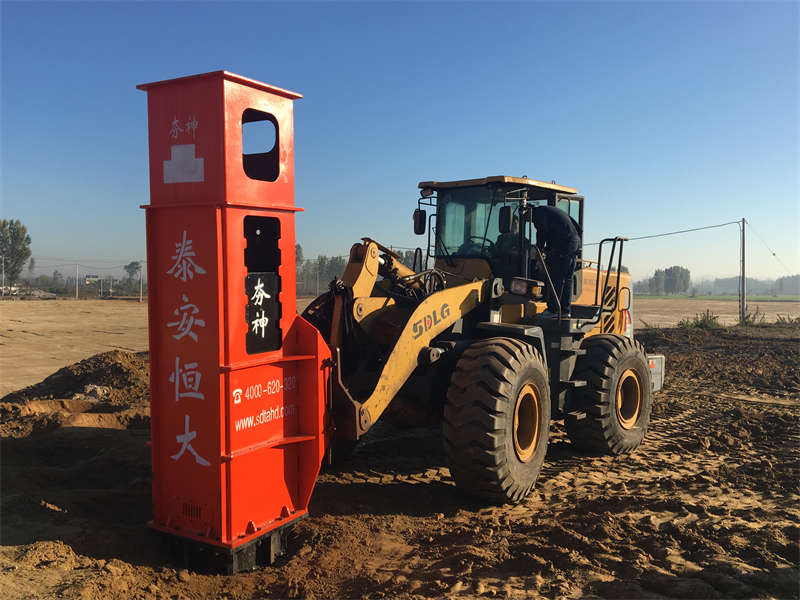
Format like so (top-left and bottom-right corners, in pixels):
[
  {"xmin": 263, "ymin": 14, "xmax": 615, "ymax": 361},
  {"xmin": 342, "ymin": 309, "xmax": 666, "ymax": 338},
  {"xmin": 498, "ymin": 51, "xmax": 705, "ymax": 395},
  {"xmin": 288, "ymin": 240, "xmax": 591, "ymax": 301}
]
[
  {"xmin": 467, "ymin": 236, "xmax": 494, "ymax": 251},
  {"xmin": 457, "ymin": 236, "xmax": 494, "ymax": 255}
]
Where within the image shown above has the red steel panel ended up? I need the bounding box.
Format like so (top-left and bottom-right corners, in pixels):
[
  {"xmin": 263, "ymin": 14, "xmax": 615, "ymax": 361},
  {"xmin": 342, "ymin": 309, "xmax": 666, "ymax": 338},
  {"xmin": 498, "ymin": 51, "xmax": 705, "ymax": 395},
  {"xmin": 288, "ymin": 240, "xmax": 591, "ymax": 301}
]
[
  {"xmin": 146, "ymin": 206, "xmax": 223, "ymax": 538},
  {"xmin": 139, "ymin": 75, "xmax": 225, "ymax": 207},
  {"xmin": 223, "ymin": 78, "xmax": 297, "ymax": 211},
  {"xmin": 140, "ymin": 71, "xmax": 328, "ymax": 551},
  {"xmin": 221, "ymin": 207, "xmax": 297, "ymax": 368}
]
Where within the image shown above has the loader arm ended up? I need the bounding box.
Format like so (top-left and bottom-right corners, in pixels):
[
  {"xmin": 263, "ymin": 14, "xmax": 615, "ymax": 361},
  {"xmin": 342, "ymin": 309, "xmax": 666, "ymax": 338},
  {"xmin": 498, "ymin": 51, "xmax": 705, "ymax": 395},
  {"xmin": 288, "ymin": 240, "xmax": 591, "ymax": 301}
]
[
  {"xmin": 319, "ymin": 238, "xmax": 493, "ymax": 439},
  {"xmin": 357, "ymin": 280, "xmax": 487, "ymax": 430}
]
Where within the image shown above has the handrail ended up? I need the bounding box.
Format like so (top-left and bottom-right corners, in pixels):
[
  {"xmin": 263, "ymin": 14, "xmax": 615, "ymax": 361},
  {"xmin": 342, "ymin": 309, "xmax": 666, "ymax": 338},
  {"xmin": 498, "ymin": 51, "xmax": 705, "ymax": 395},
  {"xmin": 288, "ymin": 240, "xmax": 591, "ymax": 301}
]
[
  {"xmin": 585, "ymin": 236, "xmax": 628, "ymax": 326},
  {"xmin": 531, "ymin": 245, "xmax": 561, "ymax": 319}
]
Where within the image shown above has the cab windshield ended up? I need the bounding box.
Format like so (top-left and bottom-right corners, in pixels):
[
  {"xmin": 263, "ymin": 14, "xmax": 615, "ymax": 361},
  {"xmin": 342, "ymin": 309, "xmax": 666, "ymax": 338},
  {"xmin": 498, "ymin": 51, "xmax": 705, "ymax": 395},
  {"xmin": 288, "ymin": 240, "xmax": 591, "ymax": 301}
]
[{"xmin": 435, "ymin": 186, "xmax": 548, "ymax": 258}]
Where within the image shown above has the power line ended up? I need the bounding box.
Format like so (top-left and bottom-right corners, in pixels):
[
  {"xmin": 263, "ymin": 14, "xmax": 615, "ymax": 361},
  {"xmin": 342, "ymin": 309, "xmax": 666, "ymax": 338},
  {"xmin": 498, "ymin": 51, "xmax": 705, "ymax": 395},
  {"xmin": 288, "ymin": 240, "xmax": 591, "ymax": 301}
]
[
  {"xmin": 745, "ymin": 220, "xmax": 795, "ymax": 277},
  {"xmin": 33, "ymin": 255, "xmax": 145, "ymax": 263},
  {"xmin": 584, "ymin": 220, "xmax": 741, "ymax": 246},
  {"xmin": 34, "ymin": 263, "xmax": 133, "ymax": 271}
]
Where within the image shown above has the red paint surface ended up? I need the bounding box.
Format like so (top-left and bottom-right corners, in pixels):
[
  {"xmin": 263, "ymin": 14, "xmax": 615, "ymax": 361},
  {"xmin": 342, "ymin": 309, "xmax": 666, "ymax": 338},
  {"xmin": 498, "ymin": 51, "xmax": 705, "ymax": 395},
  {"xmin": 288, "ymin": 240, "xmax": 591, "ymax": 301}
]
[{"xmin": 139, "ymin": 71, "xmax": 329, "ymax": 549}]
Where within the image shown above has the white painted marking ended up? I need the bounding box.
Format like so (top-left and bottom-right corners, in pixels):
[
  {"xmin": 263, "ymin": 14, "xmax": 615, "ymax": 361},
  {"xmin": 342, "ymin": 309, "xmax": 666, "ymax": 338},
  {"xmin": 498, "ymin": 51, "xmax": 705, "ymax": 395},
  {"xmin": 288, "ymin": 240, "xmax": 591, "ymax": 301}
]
[{"xmin": 164, "ymin": 144, "xmax": 204, "ymax": 183}]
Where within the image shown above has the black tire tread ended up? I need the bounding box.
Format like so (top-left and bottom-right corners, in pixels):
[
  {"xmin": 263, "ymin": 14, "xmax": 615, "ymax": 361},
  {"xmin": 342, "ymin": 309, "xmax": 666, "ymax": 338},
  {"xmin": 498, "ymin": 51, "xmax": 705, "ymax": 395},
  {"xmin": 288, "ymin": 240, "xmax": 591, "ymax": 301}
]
[
  {"xmin": 566, "ymin": 334, "xmax": 652, "ymax": 454},
  {"xmin": 443, "ymin": 337, "xmax": 549, "ymax": 504}
]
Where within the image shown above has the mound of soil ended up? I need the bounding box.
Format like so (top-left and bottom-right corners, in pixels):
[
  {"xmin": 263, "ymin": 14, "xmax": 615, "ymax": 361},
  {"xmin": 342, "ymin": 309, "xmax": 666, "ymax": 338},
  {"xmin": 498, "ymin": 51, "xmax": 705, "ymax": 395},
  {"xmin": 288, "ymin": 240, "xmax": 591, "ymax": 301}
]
[
  {"xmin": 0, "ymin": 350, "xmax": 150, "ymax": 438},
  {"xmin": 1, "ymin": 326, "xmax": 798, "ymax": 599},
  {"xmin": 1, "ymin": 350, "xmax": 150, "ymax": 405}
]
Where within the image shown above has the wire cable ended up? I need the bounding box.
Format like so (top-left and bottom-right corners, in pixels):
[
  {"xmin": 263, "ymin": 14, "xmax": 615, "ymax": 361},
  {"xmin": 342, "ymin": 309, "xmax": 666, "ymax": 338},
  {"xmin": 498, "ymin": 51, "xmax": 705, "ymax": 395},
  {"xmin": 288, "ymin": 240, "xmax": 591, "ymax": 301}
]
[
  {"xmin": 32, "ymin": 255, "xmax": 145, "ymax": 263},
  {"xmin": 745, "ymin": 220, "xmax": 795, "ymax": 277},
  {"xmin": 33, "ymin": 263, "xmax": 141, "ymax": 271},
  {"xmin": 584, "ymin": 220, "xmax": 741, "ymax": 246}
]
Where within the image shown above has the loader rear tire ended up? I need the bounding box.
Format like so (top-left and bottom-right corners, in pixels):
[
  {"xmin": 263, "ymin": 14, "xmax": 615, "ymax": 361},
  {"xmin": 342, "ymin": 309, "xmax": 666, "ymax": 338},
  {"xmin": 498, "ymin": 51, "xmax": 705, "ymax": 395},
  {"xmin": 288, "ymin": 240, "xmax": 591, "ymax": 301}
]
[
  {"xmin": 443, "ymin": 337, "xmax": 550, "ymax": 504},
  {"xmin": 565, "ymin": 334, "xmax": 652, "ymax": 454}
]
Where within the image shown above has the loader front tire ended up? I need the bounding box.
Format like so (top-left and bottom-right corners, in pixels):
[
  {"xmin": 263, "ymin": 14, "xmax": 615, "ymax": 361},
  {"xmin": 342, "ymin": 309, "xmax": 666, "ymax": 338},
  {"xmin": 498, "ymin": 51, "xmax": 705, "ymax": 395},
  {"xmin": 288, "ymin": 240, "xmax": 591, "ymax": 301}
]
[
  {"xmin": 565, "ymin": 334, "xmax": 652, "ymax": 454},
  {"xmin": 443, "ymin": 337, "xmax": 550, "ymax": 504}
]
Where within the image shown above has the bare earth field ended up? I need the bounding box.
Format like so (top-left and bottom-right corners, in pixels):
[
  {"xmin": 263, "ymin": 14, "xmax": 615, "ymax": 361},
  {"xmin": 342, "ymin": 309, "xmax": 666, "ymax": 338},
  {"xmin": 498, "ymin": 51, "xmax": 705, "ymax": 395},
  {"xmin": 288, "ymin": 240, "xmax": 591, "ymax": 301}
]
[
  {"xmin": 633, "ymin": 298, "xmax": 800, "ymax": 328},
  {"xmin": 1, "ymin": 298, "xmax": 797, "ymax": 397},
  {"xmin": 0, "ymin": 300, "xmax": 149, "ymax": 397},
  {"xmin": 1, "ymin": 300, "xmax": 799, "ymax": 599}
]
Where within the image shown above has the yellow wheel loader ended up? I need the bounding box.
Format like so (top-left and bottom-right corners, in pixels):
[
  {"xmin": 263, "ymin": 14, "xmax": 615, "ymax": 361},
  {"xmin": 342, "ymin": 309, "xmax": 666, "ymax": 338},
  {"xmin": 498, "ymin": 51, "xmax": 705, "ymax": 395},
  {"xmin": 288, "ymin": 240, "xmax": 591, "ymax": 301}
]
[{"xmin": 303, "ymin": 176, "xmax": 664, "ymax": 503}]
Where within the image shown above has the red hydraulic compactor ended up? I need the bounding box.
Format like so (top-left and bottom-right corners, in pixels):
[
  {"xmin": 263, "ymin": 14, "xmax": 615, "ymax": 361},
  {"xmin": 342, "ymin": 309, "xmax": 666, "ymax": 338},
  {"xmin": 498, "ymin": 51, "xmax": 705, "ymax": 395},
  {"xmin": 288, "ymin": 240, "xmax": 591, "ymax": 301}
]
[{"xmin": 139, "ymin": 71, "xmax": 330, "ymax": 572}]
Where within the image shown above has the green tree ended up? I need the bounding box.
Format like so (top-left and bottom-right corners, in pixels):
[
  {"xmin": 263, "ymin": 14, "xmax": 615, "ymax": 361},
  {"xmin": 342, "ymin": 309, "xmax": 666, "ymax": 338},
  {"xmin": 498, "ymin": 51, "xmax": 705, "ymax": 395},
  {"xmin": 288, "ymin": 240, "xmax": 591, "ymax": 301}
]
[
  {"xmin": 124, "ymin": 261, "xmax": 142, "ymax": 282},
  {"xmin": 649, "ymin": 269, "xmax": 665, "ymax": 295},
  {"xmin": 295, "ymin": 243, "xmax": 304, "ymax": 268},
  {"xmin": 399, "ymin": 249, "xmax": 422, "ymax": 270},
  {"xmin": 0, "ymin": 219, "xmax": 32, "ymax": 286},
  {"xmin": 50, "ymin": 270, "xmax": 65, "ymax": 293},
  {"xmin": 322, "ymin": 256, "xmax": 346, "ymax": 283},
  {"xmin": 664, "ymin": 265, "xmax": 691, "ymax": 294}
]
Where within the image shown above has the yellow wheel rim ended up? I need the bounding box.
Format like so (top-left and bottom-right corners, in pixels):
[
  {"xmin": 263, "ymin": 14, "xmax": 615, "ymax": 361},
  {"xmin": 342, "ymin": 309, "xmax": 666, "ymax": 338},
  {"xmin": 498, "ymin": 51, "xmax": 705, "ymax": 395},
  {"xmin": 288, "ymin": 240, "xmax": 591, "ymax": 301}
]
[
  {"xmin": 513, "ymin": 383, "xmax": 541, "ymax": 463},
  {"xmin": 616, "ymin": 369, "xmax": 641, "ymax": 430}
]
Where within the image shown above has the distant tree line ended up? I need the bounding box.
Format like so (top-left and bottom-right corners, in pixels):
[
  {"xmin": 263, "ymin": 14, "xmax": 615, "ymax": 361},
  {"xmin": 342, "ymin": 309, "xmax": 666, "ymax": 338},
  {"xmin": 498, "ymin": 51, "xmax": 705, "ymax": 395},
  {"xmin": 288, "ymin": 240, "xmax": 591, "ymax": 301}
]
[
  {"xmin": 295, "ymin": 244, "xmax": 348, "ymax": 296},
  {"xmin": 691, "ymin": 274, "xmax": 800, "ymax": 296},
  {"xmin": 294, "ymin": 244, "xmax": 421, "ymax": 296},
  {"xmin": 22, "ymin": 267, "xmax": 147, "ymax": 297},
  {"xmin": 633, "ymin": 266, "xmax": 691, "ymax": 295},
  {"xmin": 633, "ymin": 270, "xmax": 800, "ymax": 297}
]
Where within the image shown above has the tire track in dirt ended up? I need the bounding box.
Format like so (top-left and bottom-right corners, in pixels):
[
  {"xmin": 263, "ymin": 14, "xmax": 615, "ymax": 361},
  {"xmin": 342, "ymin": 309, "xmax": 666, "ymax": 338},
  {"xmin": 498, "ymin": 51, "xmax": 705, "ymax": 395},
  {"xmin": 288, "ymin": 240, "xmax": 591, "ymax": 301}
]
[{"xmin": 0, "ymin": 325, "xmax": 798, "ymax": 599}]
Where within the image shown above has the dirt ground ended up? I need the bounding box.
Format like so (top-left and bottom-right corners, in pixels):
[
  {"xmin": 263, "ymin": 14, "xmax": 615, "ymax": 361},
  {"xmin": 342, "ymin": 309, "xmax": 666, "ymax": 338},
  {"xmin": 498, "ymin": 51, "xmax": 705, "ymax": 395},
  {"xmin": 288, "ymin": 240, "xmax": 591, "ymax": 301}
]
[
  {"xmin": 2, "ymin": 298, "xmax": 797, "ymax": 398},
  {"xmin": 1, "ymin": 308, "xmax": 798, "ymax": 598},
  {"xmin": 633, "ymin": 298, "xmax": 800, "ymax": 328},
  {"xmin": 0, "ymin": 300, "xmax": 149, "ymax": 397},
  {"xmin": 298, "ymin": 297, "xmax": 800, "ymax": 329}
]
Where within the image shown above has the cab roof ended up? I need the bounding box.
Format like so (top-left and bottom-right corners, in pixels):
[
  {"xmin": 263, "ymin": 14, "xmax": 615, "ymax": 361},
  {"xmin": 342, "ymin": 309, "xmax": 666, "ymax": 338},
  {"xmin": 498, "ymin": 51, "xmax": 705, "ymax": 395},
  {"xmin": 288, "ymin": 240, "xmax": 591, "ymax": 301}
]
[{"xmin": 418, "ymin": 176, "xmax": 578, "ymax": 195}]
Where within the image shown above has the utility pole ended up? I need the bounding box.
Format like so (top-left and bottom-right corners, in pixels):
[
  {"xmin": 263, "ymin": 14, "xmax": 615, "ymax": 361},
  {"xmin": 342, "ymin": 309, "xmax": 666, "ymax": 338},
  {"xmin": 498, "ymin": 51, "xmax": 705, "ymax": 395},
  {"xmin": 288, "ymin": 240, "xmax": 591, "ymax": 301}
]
[
  {"xmin": 1, "ymin": 256, "xmax": 4, "ymax": 296},
  {"xmin": 109, "ymin": 275, "xmax": 113, "ymax": 296},
  {"xmin": 139, "ymin": 261, "xmax": 144, "ymax": 302},
  {"xmin": 315, "ymin": 260, "xmax": 319, "ymax": 296},
  {"xmin": 100, "ymin": 278, "xmax": 103, "ymax": 298},
  {"xmin": 75, "ymin": 263, "xmax": 79, "ymax": 299},
  {"xmin": 740, "ymin": 217, "xmax": 746, "ymax": 324}
]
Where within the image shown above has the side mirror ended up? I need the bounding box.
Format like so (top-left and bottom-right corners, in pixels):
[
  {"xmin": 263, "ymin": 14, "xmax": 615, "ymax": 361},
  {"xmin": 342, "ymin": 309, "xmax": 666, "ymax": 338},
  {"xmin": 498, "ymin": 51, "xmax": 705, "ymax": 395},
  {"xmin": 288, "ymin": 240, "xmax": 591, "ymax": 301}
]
[
  {"xmin": 499, "ymin": 206, "xmax": 512, "ymax": 234},
  {"xmin": 413, "ymin": 209, "xmax": 427, "ymax": 235}
]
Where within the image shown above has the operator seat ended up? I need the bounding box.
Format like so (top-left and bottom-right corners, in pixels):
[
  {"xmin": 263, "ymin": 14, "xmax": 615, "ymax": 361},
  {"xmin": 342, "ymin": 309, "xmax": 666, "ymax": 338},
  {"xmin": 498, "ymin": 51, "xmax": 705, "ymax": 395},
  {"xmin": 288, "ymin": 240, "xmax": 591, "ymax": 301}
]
[{"xmin": 489, "ymin": 234, "xmax": 524, "ymax": 286}]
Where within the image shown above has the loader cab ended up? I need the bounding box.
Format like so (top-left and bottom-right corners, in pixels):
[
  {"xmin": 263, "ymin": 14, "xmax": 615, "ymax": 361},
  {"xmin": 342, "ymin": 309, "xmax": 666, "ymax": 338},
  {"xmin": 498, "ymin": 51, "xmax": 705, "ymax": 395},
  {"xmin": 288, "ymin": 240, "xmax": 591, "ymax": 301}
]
[{"xmin": 415, "ymin": 176, "xmax": 584, "ymax": 284}]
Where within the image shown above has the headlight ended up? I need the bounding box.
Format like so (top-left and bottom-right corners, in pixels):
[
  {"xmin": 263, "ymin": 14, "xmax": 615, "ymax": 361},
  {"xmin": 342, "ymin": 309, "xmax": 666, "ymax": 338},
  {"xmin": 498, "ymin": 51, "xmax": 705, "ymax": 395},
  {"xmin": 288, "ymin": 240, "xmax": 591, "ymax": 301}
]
[{"xmin": 510, "ymin": 278, "xmax": 528, "ymax": 295}]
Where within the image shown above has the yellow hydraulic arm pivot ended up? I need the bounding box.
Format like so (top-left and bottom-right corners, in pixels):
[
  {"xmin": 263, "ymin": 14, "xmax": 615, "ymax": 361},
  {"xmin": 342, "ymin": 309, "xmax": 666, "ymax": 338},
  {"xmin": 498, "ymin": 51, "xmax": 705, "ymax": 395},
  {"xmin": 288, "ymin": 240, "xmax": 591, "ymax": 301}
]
[{"xmin": 329, "ymin": 241, "xmax": 381, "ymax": 349}]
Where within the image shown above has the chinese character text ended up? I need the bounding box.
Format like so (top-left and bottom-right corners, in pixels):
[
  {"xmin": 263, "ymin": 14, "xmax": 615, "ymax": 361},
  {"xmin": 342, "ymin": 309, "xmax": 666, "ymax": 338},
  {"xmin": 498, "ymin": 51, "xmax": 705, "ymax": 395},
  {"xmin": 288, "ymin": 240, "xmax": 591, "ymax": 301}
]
[
  {"xmin": 250, "ymin": 278, "xmax": 271, "ymax": 306},
  {"xmin": 169, "ymin": 356, "xmax": 205, "ymax": 402},
  {"xmin": 166, "ymin": 230, "xmax": 207, "ymax": 282},
  {"xmin": 171, "ymin": 414, "xmax": 210, "ymax": 466},
  {"xmin": 167, "ymin": 294, "xmax": 206, "ymax": 342},
  {"xmin": 251, "ymin": 309, "xmax": 269, "ymax": 338}
]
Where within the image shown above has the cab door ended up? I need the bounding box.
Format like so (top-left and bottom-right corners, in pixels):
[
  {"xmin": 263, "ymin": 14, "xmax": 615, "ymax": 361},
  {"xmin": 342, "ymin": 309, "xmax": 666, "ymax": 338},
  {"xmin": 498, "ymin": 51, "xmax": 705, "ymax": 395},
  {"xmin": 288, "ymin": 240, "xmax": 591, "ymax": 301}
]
[
  {"xmin": 555, "ymin": 193, "xmax": 585, "ymax": 299},
  {"xmin": 555, "ymin": 194, "xmax": 584, "ymax": 235}
]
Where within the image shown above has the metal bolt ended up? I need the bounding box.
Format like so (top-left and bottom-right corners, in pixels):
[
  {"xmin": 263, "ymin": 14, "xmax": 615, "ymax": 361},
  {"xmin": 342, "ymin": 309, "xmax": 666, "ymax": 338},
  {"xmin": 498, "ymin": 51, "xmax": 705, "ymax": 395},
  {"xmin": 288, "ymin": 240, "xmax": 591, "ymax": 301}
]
[{"xmin": 359, "ymin": 407, "xmax": 371, "ymax": 431}]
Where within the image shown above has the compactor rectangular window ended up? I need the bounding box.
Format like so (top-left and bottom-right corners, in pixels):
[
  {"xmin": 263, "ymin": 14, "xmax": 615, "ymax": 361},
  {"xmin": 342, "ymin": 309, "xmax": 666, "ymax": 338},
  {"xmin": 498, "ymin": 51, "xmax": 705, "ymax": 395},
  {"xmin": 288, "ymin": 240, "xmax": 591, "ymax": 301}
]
[
  {"xmin": 243, "ymin": 216, "xmax": 282, "ymax": 353},
  {"xmin": 242, "ymin": 109, "xmax": 279, "ymax": 182}
]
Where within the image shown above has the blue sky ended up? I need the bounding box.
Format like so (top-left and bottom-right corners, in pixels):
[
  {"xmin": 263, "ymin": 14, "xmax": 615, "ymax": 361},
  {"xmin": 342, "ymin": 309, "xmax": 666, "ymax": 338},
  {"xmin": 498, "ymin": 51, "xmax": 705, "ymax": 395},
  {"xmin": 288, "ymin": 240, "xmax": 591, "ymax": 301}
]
[{"xmin": 1, "ymin": 1, "xmax": 798, "ymax": 281}]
